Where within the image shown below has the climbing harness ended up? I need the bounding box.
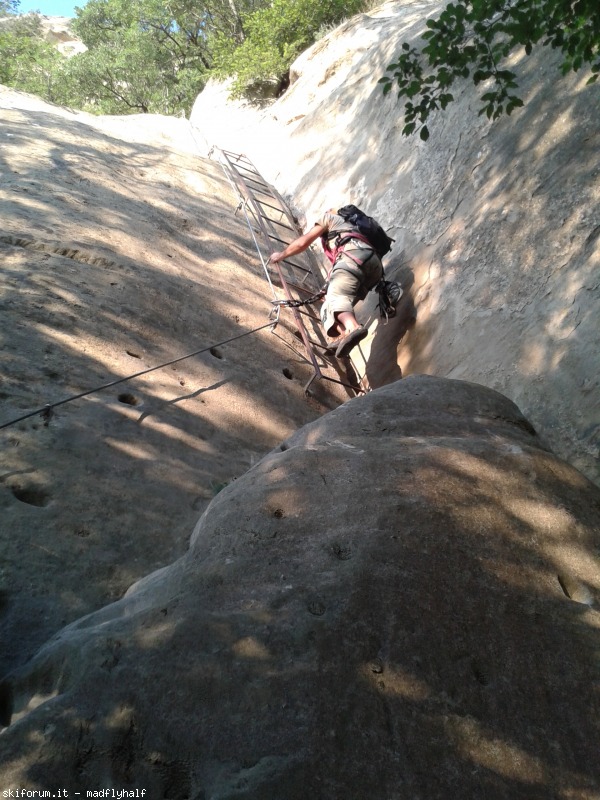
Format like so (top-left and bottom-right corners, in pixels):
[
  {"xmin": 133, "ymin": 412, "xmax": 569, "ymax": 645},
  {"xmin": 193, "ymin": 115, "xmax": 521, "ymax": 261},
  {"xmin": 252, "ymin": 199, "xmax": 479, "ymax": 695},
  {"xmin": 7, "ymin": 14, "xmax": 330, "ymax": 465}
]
[
  {"xmin": 0, "ymin": 316, "xmax": 279, "ymax": 432},
  {"xmin": 321, "ymin": 230, "xmax": 375, "ymax": 268}
]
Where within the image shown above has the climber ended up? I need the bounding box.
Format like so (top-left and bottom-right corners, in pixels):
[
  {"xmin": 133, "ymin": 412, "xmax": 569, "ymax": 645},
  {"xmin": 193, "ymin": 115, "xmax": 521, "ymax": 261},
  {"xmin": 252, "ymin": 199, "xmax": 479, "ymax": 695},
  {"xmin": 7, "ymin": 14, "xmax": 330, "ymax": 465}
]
[{"xmin": 270, "ymin": 208, "xmax": 383, "ymax": 358}]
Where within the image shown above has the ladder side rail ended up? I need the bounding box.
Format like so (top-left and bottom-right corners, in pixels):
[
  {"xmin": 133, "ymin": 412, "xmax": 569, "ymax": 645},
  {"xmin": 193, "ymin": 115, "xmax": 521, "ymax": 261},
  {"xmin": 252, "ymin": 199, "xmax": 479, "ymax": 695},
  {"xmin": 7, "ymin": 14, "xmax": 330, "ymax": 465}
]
[
  {"xmin": 267, "ymin": 183, "xmax": 326, "ymax": 287},
  {"xmin": 213, "ymin": 148, "xmax": 363, "ymax": 397},
  {"xmin": 215, "ymin": 151, "xmax": 325, "ymax": 357},
  {"xmin": 220, "ymin": 153, "xmax": 321, "ymax": 293},
  {"xmin": 220, "ymin": 152, "xmax": 325, "ymax": 384},
  {"xmin": 222, "ymin": 149, "xmax": 325, "ymax": 289}
]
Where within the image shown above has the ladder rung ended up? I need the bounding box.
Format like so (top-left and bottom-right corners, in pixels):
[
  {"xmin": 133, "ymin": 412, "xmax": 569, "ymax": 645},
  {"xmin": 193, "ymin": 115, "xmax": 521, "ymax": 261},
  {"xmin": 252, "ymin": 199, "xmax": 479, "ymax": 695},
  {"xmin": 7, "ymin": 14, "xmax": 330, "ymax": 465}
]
[
  {"xmin": 244, "ymin": 175, "xmax": 272, "ymax": 191},
  {"xmin": 261, "ymin": 215, "xmax": 296, "ymax": 231},
  {"xmin": 215, "ymin": 147, "xmax": 362, "ymax": 398},
  {"xmin": 255, "ymin": 199, "xmax": 287, "ymax": 215}
]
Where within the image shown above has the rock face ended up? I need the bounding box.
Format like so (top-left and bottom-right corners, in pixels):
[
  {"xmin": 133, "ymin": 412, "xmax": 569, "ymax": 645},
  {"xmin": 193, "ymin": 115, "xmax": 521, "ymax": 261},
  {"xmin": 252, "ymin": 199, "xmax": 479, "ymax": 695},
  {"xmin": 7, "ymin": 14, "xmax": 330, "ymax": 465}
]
[
  {"xmin": 0, "ymin": 86, "xmax": 341, "ymax": 680},
  {"xmin": 38, "ymin": 15, "xmax": 86, "ymax": 57},
  {"xmin": 190, "ymin": 0, "xmax": 600, "ymax": 487},
  {"xmin": 1, "ymin": 6, "xmax": 599, "ymax": 792},
  {"xmin": 2, "ymin": 376, "xmax": 599, "ymax": 797}
]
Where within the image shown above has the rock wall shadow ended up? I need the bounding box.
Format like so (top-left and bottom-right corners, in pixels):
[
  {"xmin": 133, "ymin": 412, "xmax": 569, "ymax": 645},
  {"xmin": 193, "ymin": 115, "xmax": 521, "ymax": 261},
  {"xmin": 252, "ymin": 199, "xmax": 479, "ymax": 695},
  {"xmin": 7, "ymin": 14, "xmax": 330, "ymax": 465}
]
[
  {"xmin": 278, "ymin": 15, "xmax": 599, "ymax": 485},
  {"xmin": 0, "ymin": 105, "xmax": 338, "ymax": 678}
]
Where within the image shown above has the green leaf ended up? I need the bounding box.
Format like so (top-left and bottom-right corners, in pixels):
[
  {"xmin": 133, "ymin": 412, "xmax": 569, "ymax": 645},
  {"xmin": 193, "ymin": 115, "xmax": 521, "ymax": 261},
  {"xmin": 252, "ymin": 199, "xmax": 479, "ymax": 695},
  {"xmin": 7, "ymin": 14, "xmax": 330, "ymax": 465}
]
[
  {"xmin": 473, "ymin": 69, "xmax": 491, "ymax": 84},
  {"xmin": 419, "ymin": 125, "xmax": 430, "ymax": 141},
  {"xmin": 382, "ymin": 0, "xmax": 600, "ymax": 135}
]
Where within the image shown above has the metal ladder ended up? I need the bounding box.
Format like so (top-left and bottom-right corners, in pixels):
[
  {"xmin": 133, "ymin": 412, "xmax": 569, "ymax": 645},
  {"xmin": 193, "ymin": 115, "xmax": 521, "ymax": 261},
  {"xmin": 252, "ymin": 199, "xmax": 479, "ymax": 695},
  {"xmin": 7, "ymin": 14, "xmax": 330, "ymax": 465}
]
[{"xmin": 210, "ymin": 148, "xmax": 367, "ymax": 397}]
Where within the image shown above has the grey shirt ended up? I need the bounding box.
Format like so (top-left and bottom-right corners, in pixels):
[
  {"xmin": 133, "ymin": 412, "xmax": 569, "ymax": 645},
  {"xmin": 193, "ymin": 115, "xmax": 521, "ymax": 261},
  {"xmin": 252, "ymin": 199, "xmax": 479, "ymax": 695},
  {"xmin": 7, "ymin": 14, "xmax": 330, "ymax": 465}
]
[{"xmin": 317, "ymin": 209, "xmax": 374, "ymax": 264}]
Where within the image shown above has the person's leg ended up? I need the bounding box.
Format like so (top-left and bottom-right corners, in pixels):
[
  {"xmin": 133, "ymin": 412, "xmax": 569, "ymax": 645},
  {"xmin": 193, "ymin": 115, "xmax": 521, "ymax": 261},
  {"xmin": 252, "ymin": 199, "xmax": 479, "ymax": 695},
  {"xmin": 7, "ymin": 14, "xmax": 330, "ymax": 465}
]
[
  {"xmin": 332, "ymin": 253, "xmax": 383, "ymax": 330},
  {"xmin": 335, "ymin": 310, "xmax": 361, "ymax": 334},
  {"xmin": 328, "ymin": 253, "xmax": 384, "ymax": 357},
  {"xmin": 356, "ymin": 251, "xmax": 384, "ymax": 296},
  {"xmin": 322, "ymin": 268, "xmax": 368, "ymax": 357},
  {"xmin": 324, "ymin": 266, "xmax": 362, "ymax": 335}
]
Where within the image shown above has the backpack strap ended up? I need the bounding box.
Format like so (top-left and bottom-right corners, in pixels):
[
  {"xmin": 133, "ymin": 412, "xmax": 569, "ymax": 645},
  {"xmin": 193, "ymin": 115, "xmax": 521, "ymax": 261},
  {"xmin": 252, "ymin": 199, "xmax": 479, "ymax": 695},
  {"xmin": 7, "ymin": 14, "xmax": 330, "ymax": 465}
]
[{"xmin": 321, "ymin": 230, "xmax": 375, "ymax": 269}]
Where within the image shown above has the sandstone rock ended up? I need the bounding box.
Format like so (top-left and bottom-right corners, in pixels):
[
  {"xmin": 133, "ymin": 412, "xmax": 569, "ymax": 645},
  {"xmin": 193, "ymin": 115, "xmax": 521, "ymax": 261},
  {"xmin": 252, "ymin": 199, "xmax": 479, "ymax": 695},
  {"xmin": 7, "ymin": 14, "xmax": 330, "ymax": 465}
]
[
  {"xmin": 1, "ymin": 2, "xmax": 599, "ymax": 791},
  {"xmin": 2, "ymin": 376, "xmax": 599, "ymax": 797},
  {"xmin": 34, "ymin": 15, "xmax": 86, "ymax": 57},
  {"xmin": 0, "ymin": 87, "xmax": 341, "ymax": 680},
  {"xmin": 190, "ymin": 0, "xmax": 600, "ymax": 487}
]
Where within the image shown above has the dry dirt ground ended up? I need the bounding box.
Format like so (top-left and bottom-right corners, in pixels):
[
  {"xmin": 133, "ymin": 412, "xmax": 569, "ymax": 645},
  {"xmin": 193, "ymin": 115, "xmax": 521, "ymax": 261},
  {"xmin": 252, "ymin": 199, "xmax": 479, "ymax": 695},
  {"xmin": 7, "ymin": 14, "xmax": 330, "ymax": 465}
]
[{"xmin": 0, "ymin": 88, "xmax": 349, "ymax": 679}]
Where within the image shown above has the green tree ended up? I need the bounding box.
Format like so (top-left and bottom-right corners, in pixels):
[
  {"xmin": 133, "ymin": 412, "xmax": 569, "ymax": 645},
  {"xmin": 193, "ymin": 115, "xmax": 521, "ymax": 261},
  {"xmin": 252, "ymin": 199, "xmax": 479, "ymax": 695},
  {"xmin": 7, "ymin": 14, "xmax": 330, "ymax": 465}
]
[
  {"xmin": 0, "ymin": 8, "xmax": 63, "ymax": 98},
  {"xmin": 0, "ymin": 0, "xmax": 20, "ymax": 14},
  {"xmin": 58, "ymin": 0, "xmax": 265, "ymax": 114},
  {"xmin": 214, "ymin": 0, "xmax": 366, "ymax": 99},
  {"xmin": 379, "ymin": 0, "xmax": 600, "ymax": 140},
  {"xmin": 1, "ymin": 0, "xmax": 364, "ymax": 115},
  {"xmin": 60, "ymin": 0, "xmax": 207, "ymax": 114}
]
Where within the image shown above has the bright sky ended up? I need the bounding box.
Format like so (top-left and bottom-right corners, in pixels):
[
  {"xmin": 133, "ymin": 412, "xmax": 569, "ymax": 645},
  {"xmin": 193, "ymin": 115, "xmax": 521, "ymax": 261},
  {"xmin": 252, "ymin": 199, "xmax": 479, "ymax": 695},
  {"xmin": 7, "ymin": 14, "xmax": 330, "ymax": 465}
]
[{"xmin": 18, "ymin": 0, "xmax": 87, "ymax": 17}]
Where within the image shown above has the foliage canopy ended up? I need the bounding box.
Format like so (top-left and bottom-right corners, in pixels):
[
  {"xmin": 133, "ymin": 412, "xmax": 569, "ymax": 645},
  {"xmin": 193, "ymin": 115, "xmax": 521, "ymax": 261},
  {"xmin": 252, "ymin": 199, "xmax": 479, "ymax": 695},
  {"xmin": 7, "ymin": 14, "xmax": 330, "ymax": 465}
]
[
  {"xmin": 4, "ymin": 0, "xmax": 598, "ymax": 123},
  {"xmin": 213, "ymin": 0, "xmax": 365, "ymax": 98},
  {"xmin": 0, "ymin": 0, "xmax": 360, "ymax": 115},
  {"xmin": 0, "ymin": 7, "xmax": 63, "ymax": 98},
  {"xmin": 379, "ymin": 0, "xmax": 600, "ymax": 140}
]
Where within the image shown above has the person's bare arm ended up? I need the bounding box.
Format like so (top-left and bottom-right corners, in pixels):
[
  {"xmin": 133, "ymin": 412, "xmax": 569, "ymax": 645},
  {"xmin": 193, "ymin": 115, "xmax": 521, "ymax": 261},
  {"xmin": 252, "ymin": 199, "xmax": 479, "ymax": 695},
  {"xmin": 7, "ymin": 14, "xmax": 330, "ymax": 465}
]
[{"xmin": 270, "ymin": 224, "xmax": 325, "ymax": 263}]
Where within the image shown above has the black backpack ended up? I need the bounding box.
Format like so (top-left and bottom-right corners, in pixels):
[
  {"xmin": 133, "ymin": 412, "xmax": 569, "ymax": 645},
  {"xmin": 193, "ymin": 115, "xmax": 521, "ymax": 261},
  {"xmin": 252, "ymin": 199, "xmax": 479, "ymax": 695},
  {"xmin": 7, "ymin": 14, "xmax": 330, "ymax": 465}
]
[{"xmin": 337, "ymin": 205, "xmax": 394, "ymax": 259}]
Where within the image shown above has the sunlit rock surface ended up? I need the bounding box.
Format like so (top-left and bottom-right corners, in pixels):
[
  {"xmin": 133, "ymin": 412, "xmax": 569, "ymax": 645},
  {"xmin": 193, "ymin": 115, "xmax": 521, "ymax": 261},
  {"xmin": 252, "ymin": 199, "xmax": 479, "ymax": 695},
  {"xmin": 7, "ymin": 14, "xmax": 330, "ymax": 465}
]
[
  {"xmin": 191, "ymin": 0, "xmax": 600, "ymax": 487},
  {"xmin": 38, "ymin": 15, "xmax": 86, "ymax": 57}
]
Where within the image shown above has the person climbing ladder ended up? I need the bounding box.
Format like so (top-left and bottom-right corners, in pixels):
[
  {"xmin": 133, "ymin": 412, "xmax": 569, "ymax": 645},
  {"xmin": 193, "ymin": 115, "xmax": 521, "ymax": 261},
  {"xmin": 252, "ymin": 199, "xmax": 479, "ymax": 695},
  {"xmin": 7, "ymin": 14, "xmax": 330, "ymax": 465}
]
[{"xmin": 270, "ymin": 205, "xmax": 393, "ymax": 358}]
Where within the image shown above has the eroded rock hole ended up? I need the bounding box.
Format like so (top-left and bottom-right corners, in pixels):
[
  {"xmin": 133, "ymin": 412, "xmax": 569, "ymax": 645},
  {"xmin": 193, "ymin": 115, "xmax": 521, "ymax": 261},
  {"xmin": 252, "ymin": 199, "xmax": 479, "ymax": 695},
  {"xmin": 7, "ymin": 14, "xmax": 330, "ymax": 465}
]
[
  {"xmin": 331, "ymin": 542, "xmax": 353, "ymax": 561},
  {"xmin": 308, "ymin": 600, "xmax": 326, "ymax": 616},
  {"xmin": 11, "ymin": 485, "xmax": 50, "ymax": 507},
  {"xmin": 471, "ymin": 660, "xmax": 490, "ymax": 686},
  {"xmin": 273, "ymin": 508, "xmax": 285, "ymax": 518},
  {"xmin": 210, "ymin": 347, "xmax": 223, "ymax": 360},
  {"xmin": 43, "ymin": 368, "xmax": 60, "ymax": 380},
  {"xmin": 282, "ymin": 368, "xmax": 293, "ymax": 380},
  {"xmin": 118, "ymin": 393, "xmax": 139, "ymax": 406},
  {"xmin": 557, "ymin": 573, "xmax": 593, "ymax": 605}
]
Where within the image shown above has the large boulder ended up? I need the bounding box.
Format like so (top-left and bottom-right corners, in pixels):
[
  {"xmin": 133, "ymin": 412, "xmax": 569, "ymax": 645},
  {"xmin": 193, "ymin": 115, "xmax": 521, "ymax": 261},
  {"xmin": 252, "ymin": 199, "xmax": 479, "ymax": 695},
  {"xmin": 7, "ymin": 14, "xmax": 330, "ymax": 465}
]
[{"xmin": 2, "ymin": 376, "xmax": 599, "ymax": 797}]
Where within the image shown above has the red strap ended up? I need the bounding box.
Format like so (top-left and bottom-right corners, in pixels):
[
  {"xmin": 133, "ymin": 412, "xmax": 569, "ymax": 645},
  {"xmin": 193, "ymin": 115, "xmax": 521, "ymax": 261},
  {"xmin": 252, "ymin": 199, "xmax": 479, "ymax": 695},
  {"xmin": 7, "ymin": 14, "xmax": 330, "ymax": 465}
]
[
  {"xmin": 322, "ymin": 230, "xmax": 373, "ymax": 271},
  {"xmin": 338, "ymin": 231, "xmax": 373, "ymax": 248}
]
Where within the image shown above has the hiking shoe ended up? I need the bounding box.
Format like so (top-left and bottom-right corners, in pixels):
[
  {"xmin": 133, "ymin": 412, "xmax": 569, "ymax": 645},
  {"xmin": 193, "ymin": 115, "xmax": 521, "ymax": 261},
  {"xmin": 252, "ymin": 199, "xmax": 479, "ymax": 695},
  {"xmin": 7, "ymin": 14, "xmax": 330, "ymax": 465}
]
[
  {"xmin": 335, "ymin": 326, "xmax": 368, "ymax": 358},
  {"xmin": 323, "ymin": 338, "xmax": 340, "ymax": 354}
]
